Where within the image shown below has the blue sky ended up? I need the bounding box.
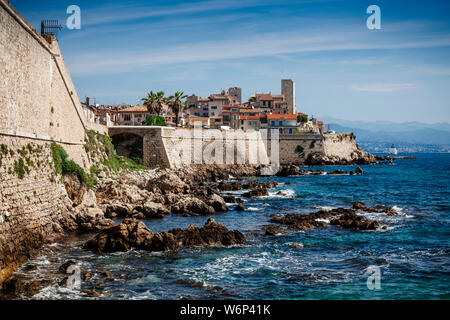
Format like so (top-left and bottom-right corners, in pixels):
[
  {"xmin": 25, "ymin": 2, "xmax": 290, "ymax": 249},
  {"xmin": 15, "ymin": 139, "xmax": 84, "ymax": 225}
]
[{"xmin": 10, "ymin": 0, "xmax": 450, "ymax": 123}]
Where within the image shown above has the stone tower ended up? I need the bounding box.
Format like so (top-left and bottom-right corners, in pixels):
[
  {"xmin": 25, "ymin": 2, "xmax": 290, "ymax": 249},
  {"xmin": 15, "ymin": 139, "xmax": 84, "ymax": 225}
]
[
  {"xmin": 281, "ymin": 79, "xmax": 295, "ymax": 114},
  {"xmin": 227, "ymin": 87, "xmax": 242, "ymax": 105}
]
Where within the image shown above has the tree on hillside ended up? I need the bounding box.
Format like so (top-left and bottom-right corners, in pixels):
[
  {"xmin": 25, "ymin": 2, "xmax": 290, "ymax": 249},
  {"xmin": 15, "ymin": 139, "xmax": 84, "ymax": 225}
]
[{"xmin": 168, "ymin": 91, "xmax": 187, "ymax": 127}]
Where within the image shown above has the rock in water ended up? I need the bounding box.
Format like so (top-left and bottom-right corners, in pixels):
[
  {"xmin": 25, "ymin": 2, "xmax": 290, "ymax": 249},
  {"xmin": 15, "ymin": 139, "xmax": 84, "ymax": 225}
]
[
  {"xmin": 168, "ymin": 218, "xmax": 246, "ymax": 246},
  {"xmin": 330, "ymin": 211, "xmax": 380, "ymax": 230},
  {"xmin": 242, "ymin": 187, "xmax": 268, "ymax": 197},
  {"xmin": 83, "ymin": 218, "xmax": 178, "ymax": 253},
  {"xmin": 235, "ymin": 203, "xmax": 246, "ymax": 211},
  {"xmin": 170, "ymin": 197, "xmax": 215, "ymax": 216},
  {"xmin": 206, "ymin": 194, "xmax": 229, "ymax": 212},
  {"xmin": 355, "ymin": 167, "xmax": 364, "ymax": 175}
]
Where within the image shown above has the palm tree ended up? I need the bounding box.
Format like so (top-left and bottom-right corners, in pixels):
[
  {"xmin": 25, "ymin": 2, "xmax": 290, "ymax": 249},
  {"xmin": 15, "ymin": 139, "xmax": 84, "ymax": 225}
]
[
  {"xmin": 141, "ymin": 91, "xmax": 166, "ymax": 125},
  {"xmin": 168, "ymin": 91, "xmax": 187, "ymax": 127}
]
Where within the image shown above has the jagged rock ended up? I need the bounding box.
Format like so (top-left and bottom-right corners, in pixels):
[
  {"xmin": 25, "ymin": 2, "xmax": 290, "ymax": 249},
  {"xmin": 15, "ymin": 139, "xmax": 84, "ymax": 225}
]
[
  {"xmin": 328, "ymin": 169, "xmax": 348, "ymax": 175},
  {"xmin": 242, "ymin": 181, "xmax": 278, "ymax": 190},
  {"xmin": 81, "ymin": 289, "xmax": 101, "ymax": 297},
  {"xmin": 168, "ymin": 218, "xmax": 245, "ymax": 246},
  {"xmin": 80, "ymin": 189, "xmax": 97, "ymax": 208},
  {"xmin": 242, "ymin": 187, "xmax": 268, "ymax": 198},
  {"xmin": 289, "ymin": 243, "xmax": 304, "ymax": 249},
  {"xmin": 63, "ymin": 172, "xmax": 87, "ymax": 206},
  {"xmin": 330, "ymin": 211, "xmax": 380, "ymax": 230},
  {"xmin": 59, "ymin": 260, "xmax": 76, "ymax": 274},
  {"xmin": 276, "ymin": 191, "xmax": 286, "ymax": 196},
  {"xmin": 276, "ymin": 165, "xmax": 303, "ymax": 177},
  {"xmin": 170, "ymin": 197, "xmax": 215, "ymax": 216},
  {"xmin": 355, "ymin": 167, "xmax": 364, "ymax": 175},
  {"xmin": 216, "ymin": 181, "xmax": 242, "ymax": 191},
  {"xmin": 351, "ymin": 202, "xmax": 398, "ymax": 216},
  {"xmin": 146, "ymin": 172, "xmax": 187, "ymax": 194},
  {"xmin": 222, "ymin": 195, "xmax": 243, "ymax": 204},
  {"xmin": 125, "ymin": 188, "xmax": 143, "ymax": 204},
  {"xmin": 105, "ymin": 203, "xmax": 131, "ymax": 218},
  {"xmin": 235, "ymin": 203, "xmax": 245, "ymax": 211},
  {"xmin": 262, "ymin": 225, "xmax": 283, "ymax": 236},
  {"xmin": 270, "ymin": 207, "xmax": 380, "ymax": 231},
  {"xmin": 206, "ymin": 194, "xmax": 228, "ymax": 212},
  {"xmin": 141, "ymin": 201, "xmax": 170, "ymax": 219},
  {"xmin": 77, "ymin": 208, "xmax": 116, "ymax": 232},
  {"xmin": 83, "ymin": 218, "xmax": 178, "ymax": 253}
]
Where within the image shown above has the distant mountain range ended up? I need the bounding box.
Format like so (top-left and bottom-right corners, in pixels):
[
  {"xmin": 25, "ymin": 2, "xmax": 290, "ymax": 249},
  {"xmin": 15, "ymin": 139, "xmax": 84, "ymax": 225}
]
[{"xmin": 319, "ymin": 117, "xmax": 450, "ymax": 153}]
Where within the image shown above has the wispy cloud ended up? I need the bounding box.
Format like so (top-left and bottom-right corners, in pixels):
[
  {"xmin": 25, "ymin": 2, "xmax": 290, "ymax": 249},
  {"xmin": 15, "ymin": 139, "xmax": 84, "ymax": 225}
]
[
  {"xmin": 349, "ymin": 83, "xmax": 415, "ymax": 92},
  {"xmin": 67, "ymin": 26, "xmax": 450, "ymax": 75}
]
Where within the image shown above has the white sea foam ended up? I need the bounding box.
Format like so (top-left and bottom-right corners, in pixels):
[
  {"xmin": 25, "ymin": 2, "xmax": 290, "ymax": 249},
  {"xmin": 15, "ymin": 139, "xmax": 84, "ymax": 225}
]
[
  {"xmin": 315, "ymin": 218, "xmax": 330, "ymax": 224},
  {"xmin": 246, "ymin": 207, "xmax": 263, "ymax": 211},
  {"xmin": 313, "ymin": 206, "xmax": 337, "ymax": 211},
  {"xmin": 262, "ymin": 189, "xmax": 295, "ymax": 199}
]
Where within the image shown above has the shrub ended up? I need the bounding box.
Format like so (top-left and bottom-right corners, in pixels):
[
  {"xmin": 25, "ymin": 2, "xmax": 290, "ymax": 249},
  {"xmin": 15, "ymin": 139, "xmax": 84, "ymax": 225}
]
[
  {"xmin": 142, "ymin": 116, "xmax": 167, "ymax": 126},
  {"xmin": 1, "ymin": 144, "xmax": 8, "ymax": 155},
  {"xmin": 295, "ymin": 144, "xmax": 304, "ymax": 153},
  {"xmin": 297, "ymin": 114, "xmax": 308, "ymax": 123},
  {"xmin": 51, "ymin": 142, "xmax": 97, "ymax": 188}
]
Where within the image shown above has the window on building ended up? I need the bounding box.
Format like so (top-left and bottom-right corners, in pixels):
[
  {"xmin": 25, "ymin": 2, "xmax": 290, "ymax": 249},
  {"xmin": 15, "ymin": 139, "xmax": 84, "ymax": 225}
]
[
  {"xmin": 279, "ymin": 120, "xmax": 283, "ymax": 126},
  {"xmin": 271, "ymin": 120, "xmax": 275, "ymax": 126},
  {"xmin": 211, "ymin": 106, "xmax": 217, "ymax": 110},
  {"xmin": 123, "ymin": 114, "xmax": 131, "ymax": 121},
  {"xmin": 289, "ymin": 128, "xmax": 293, "ymax": 134}
]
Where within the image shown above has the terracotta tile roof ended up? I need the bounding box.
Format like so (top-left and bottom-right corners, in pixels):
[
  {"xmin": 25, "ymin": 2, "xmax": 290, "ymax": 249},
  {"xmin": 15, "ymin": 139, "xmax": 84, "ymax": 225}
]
[
  {"xmin": 267, "ymin": 114, "xmax": 297, "ymax": 120},
  {"xmin": 198, "ymin": 98, "xmax": 210, "ymax": 102},
  {"xmin": 274, "ymin": 101, "xmax": 287, "ymax": 104},
  {"xmin": 240, "ymin": 115, "xmax": 261, "ymax": 120},
  {"xmin": 297, "ymin": 112, "xmax": 308, "ymax": 117},
  {"xmin": 256, "ymin": 94, "xmax": 274, "ymax": 101},
  {"xmin": 118, "ymin": 105, "xmax": 148, "ymax": 113}
]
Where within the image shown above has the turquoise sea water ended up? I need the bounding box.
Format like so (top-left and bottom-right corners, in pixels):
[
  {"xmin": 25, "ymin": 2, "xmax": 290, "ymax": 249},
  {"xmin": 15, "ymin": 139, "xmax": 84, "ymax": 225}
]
[{"xmin": 11, "ymin": 153, "xmax": 450, "ymax": 299}]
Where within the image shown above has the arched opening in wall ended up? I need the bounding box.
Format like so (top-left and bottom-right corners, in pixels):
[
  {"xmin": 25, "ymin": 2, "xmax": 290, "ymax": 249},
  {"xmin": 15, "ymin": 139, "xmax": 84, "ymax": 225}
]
[{"xmin": 111, "ymin": 133, "xmax": 143, "ymax": 164}]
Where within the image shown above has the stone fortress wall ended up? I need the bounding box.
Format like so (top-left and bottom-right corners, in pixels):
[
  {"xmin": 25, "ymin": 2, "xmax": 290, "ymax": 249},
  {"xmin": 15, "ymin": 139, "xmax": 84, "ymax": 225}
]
[
  {"xmin": 0, "ymin": 0, "xmax": 99, "ymax": 285},
  {"xmin": 109, "ymin": 126, "xmax": 270, "ymax": 168},
  {"xmin": 109, "ymin": 126, "xmax": 361, "ymax": 168}
]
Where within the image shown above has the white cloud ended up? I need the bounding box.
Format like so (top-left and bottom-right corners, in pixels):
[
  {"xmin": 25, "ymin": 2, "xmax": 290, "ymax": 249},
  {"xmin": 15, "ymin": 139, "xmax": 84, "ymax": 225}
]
[
  {"xmin": 67, "ymin": 27, "xmax": 450, "ymax": 75},
  {"xmin": 349, "ymin": 83, "xmax": 415, "ymax": 92}
]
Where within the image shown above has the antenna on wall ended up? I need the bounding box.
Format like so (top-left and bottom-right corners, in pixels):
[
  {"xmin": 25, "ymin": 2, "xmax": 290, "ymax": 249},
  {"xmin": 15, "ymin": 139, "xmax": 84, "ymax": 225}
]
[{"xmin": 40, "ymin": 20, "xmax": 62, "ymax": 39}]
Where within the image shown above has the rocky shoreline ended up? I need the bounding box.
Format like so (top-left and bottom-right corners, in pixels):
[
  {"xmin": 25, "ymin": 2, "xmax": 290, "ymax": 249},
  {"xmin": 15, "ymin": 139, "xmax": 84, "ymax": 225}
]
[{"xmin": 0, "ymin": 160, "xmax": 396, "ymax": 298}]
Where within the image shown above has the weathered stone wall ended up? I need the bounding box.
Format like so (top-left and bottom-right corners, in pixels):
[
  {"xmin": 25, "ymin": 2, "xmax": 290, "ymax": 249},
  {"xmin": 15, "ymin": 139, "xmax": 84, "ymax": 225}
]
[
  {"xmin": 270, "ymin": 133, "xmax": 362, "ymax": 165},
  {"xmin": 323, "ymin": 133, "xmax": 360, "ymax": 160},
  {"xmin": 277, "ymin": 134, "xmax": 324, "ymax": 165},
  {"xmin": 110, "ymin": 127, "xmax": 269, "ymax": 168},
  {"xmin": 0, "ymin": 137, "xmax": 70, "ymax": 285},
  {"xmin": 0, "ymin": 0, "xmax": 97, "ymax": 286}
]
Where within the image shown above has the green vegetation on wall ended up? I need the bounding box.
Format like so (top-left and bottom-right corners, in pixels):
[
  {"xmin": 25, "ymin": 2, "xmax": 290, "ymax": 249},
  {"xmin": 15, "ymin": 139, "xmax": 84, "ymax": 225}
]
[
  {"xmin": 85, "ymin": 130, "xmax": 147, "ymax": 174},
  {"xmin": 51, "ymin": 142, "xmax": 97, "ymax": 188}
]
